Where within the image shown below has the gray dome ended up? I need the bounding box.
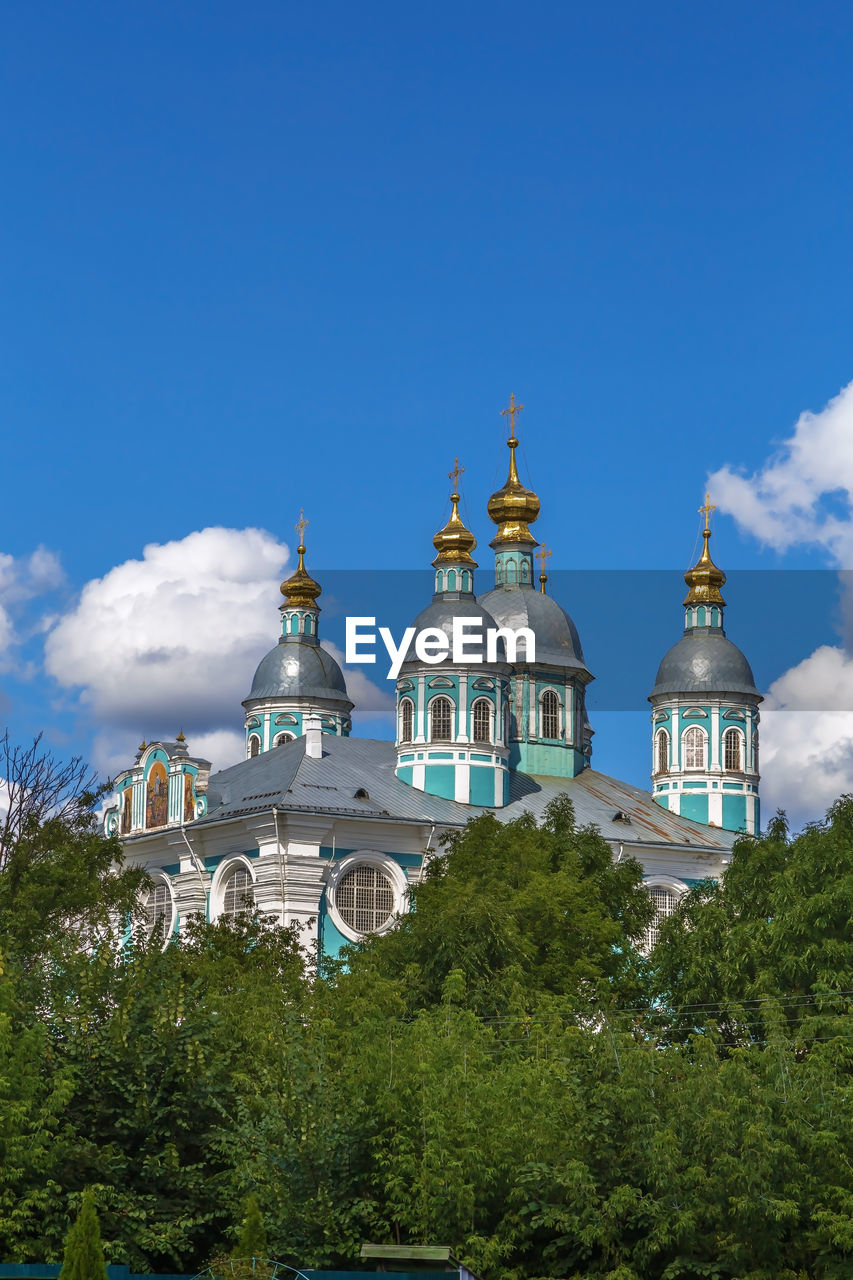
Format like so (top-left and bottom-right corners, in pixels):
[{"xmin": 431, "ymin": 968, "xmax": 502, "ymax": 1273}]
[
  {"xmin": 245, "ymin": 640, "xmax": 353, "ymax": 707},
  {"xmin": 478, "ymin": 586, "xmax": 591, "ymax": 675},
  {"xmin": 401, "ymin": 596, "xmax": 506, "ymax": 666},
  {"xmin": 651, "ymin": 631, "xmax": 761, "ymax": 700}
]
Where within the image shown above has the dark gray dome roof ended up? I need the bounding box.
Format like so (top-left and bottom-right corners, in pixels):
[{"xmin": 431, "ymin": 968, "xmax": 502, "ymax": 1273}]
[
  {"xmin": 478, "ymin": 586, "xmax": 591, "ymax": 675},
  {"xmin": 650, "ymin": 631, "xmax": 761, "ymax": 700},
  {"xmin": 245, "ymin": 640, "xmax": 353, "ymax": 707},
  {"xmin": 400, "ymin": 596, "xmax": 506, "ymax": 666}
]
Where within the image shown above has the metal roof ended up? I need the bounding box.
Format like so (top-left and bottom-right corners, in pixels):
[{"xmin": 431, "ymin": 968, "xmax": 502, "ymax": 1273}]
[
  {"xmin": 198, "ymin": 735, "xmax": 735, "ymax": 851},
  {"xmin": 650, "ymin": 630, "xmax": 761, "ymax": 700}
]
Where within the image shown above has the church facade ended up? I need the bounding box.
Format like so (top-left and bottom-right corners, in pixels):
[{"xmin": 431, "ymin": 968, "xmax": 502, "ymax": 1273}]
[{"xmin": 105, "ymin": 401, "xmax": 760, "ymax": 954}]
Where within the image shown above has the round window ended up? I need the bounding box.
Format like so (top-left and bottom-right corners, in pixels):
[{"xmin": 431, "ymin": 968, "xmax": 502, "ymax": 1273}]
[{"xmin": 336, "ymin": 864, "xmax": 395, "ymax": 935}]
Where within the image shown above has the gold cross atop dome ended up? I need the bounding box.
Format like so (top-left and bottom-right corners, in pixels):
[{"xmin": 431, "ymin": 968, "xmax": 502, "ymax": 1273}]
[
  {"xmin": 501, "ymin": 393, "xmax": 524, "ymax": 440},
  {"xmin": 700, "ymin": 493, "xmax": 716, "ymax": 531},
  {"xmin": 488, "ymin": 393, "xmax": 540, "ymax": 547},
  {"xmin": 537, "ymin": 542, "xmax": 552, "ymax": 594},
  {"xmin": 433, "ymin": 458, "xmax": 477, "ymax": 567},
  {"xmin": 280, "ymin": 507, "xmax": 322, "ymax": 609},
  {"xmin": 684, "ymin": 493, "xmax": 725, "ymax": 607}
]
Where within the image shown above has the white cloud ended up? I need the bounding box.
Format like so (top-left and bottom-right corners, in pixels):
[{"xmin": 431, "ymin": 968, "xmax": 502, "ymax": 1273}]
[
  {"xmin": 46, "ymin": 528, "xmax": 394, "ymax": 775},
  {"xmin": 45, "ymin": 527, "xmax": 290, "ymax": 730},
  {"xmin": 708, "ymin": 381, "xmax": 853, "ymax": 825},
  {"xmin": 709, "ymin": 379, "xmax": 853, "ymax": 563},
  {"xmin": 0, "ymin": 546, "xmax": 65, "ymax": 667}
]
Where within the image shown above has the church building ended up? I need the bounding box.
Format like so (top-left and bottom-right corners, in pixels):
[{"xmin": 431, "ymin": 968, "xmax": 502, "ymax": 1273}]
[{"xmin": 104, "ymin": 400, "xmax": 761, "ymax": 954}]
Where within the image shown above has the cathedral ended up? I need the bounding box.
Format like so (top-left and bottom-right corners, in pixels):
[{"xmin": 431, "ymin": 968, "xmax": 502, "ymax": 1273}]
[{"xmin": 104, "ymin": 400, "xmax": 762, "ymax": 954}]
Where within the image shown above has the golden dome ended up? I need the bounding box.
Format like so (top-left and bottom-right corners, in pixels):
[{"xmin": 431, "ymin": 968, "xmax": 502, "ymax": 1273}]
[
  {"xmin": 432, "ymin": 458, "xmax": 477, "ymax": 566},
  {"xmin": 487, "ymin": 394, "xmax": 540, "ymax": 547},
  {"xmin": 683, "ymin": 495, "xmax": 726, "ymax": 606},
  {"xmin": 280, "ymin": 509, "xmax": 322, "ymax": 609}
]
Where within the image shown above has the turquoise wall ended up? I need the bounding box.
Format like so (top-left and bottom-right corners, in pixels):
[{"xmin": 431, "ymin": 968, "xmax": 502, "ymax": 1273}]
[
  {"xmin": 469, "ymin": 766, "xmax": 496, "ymax": 806},
  {"xmin": 680, "ymin": 793, "xmax": 709, "ymax": 824},
  {"xmin": 722, "ymin": 793, "xmax": 747, "ymax": 831}
]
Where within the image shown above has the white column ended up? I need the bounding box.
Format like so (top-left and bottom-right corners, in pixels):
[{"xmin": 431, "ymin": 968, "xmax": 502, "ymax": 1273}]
[{"xmin": 710, "ymin": 705, "xmax": 721, "ymax": 770}]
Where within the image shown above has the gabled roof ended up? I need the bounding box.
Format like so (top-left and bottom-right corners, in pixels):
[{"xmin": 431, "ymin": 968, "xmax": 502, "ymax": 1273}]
[{"xmin": 198, "ymin": 735, "xmax": 735, "ymax": 852}]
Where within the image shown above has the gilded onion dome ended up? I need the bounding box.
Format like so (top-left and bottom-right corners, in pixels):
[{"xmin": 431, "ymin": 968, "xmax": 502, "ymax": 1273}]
[
  {"xmin": 487, "ymin": 394, "xmax": 540, "ymax": 547},
  {"xmin": 432, "ymin": 458, "xmax": 477, "ymax": 567},
  {"xmin": 683, "ymin": 495, "xmax": 726, "ymax": 607},
  {"xmin": 280, "ymin": 509, "xmax": 322, "ymax": 610}
]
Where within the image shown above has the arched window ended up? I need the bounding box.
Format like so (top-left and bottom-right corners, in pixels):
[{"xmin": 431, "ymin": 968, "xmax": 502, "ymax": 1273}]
[
  {"xmin": 336, "ymin": 864, "xmax": 394, "ymax": 935},
  {"xmin": 447, "ymin": 569, "xmax": 457, "ymax": 590},
  {"xmin": 146, "ymin": 761, "xmax": 168, "ymax": 829},
  {"xmin": 541, "ymin": 690, "xmax": 560, "ymax": 739},
  {"xmin": 644, "ymin": 885, "xmax": 680, "ymax": 951},
  {"xmin": 683, "ymin": 726, "xmax": 705, "ymax": 770},
  {"xmin": 146, "ymin": 881, "xmax": 172, "ymax": 942},
  {"xmin": 655, "ymin": 728, "xmax": 669, "ymax": 774},
  {"xmin": 430, "ymin": 696, "xmax": 453, "ymax": 741},
  {"xmin": 248, "ymin": 734, "xmax": 261, "ymax": 758},
  {"xmin": 506, "ymin": 560, "xmax": 517, "ymax": 584},
  {"xmin": 273, "ymin": 733, "xmax": 294, "ymax": 747},
  {"xmin": 723, "ymin": 727, "xmax": 742, "ymax": 771},
  {"xmin": 399, "ymin": 698, "xmax": 414, "ymax": 742},
  {"xmin": 461, "ymin": 571, "xmax": 470, "ymax": 592},
  {"xmin": 472, "ymin": 698, "xmax": 492, "ymax": 744},
  {"xmin": 222, "ymin": 866, "xmax": 255, "ymax": 918}
]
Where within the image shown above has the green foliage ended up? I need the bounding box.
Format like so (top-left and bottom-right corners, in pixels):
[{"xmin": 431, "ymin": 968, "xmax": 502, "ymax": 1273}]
[
  {"xmin": 5, "ymin": 752, "xmax": 853, "ymax": 1280},
  {"xmin": 341, "ymin": 797, "xmax": 654, "ymax": 1018},
  {"xmin": 58, "ymin": 1191, "xmax": 108, "ymax": 1280},
  {"xmin": 234, "ymin": 1194, "xmax": 267, "ymax": 1259}
]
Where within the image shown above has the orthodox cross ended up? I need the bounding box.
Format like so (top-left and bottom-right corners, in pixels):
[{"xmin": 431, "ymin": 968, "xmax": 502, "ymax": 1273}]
[
  {"xmin": 501, "ymin": 393, "xmax": 524, "ymax": 437},
  {"xmin": 295, "ymin": 508, "xmax": 308, "ymax": 545},
  {"xmin": 536, "ymin": 543, "xmax": 552, "ymax": 575},
  {"xmin": 448, "ymin": 457, "xmax": 465, "ymax": 495},
  {"xmin": 699, "ymin": 493, "xmax": 716, "ymax": 531}
]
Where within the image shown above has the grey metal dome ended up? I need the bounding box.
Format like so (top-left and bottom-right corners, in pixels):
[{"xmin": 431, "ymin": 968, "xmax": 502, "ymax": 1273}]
[
  {"xmin": 245, "ymin": 640, "xmax": 353, "ymax": 707},
  {"xmin": 650, "ymin": 631, "xmax": 761, "ymax": 699},
  {"xmin": 478, "ymin": 586, "xmax": 591, "ymax": 675},
  {"xmin": 400, "ymin": 596, "xmax": 507, "ymax": 666}
]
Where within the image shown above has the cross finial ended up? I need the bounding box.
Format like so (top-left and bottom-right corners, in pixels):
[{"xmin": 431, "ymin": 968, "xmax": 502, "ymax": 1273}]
[
  {"xmin": 295, "ymin": 508, "xmax": 308, "ymax": 547},
  {"xmin": 501, "ymin": 392, "xmax": 524, "ymax": 439},
  {"xmin": 699, "ymin": 492, "xmax": 716, "ymax": 532},
  {"xmin": 536, "ymin": 543, "xmax": 552, "ymax": 573},
  {"xmin": 448, "ymin": 457, "xmax": 465, "ymax": 496}
]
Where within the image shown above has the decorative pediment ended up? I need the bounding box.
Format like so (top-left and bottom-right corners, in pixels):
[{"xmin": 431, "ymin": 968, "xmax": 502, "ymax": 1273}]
[
  {"xmin": 427, "ymin": 677, "xmax": 454, "ymax": 688},
  {"xmin": 471, "ymin": 677, "xmax": 495, "ymax": 691},
  {"xmin": 682, "ymin": 707, "xmax": 708, "ymax": 718},
  {"xmin": 274, "ymin": 713, "xmax": 299, "ymax": 725},
  {"xmin": 654, "ymin": 711, "xmax": 669, "ymax": 722},
  {"xmin": 246, "ymin": 716, "xmax": 261, "ymax": 728},
  {"xmin": 396, "ymin": 679, "xmax": 414, "ymax": 692},
  {"xmin": 722, "ymin": 709, "xmax": 746, "ymax": 720}
]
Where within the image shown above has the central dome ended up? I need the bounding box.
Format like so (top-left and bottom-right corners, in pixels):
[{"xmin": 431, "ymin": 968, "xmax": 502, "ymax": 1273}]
[
  {"xmin": 478, "ymin": 586, "xmax": 590, "ymax": 674},
  {"xmin": 400, "ymin": 596, "xmax": 507, "ymax": 666},
  {"xmin": 246, "ymin": 640, "xmax": 352, "ymax": 706}
]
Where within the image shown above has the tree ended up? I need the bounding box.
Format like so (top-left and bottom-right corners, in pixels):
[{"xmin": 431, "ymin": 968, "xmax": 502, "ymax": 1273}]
[
  {"xmin": 651, "ymin": 797, "xmax": 853, "ymax": 1041},
  {"xmin": 234, "ymin": 1194, "xmax": 268, "ymax": 1258},
  {"xmin": 338, "ymin": 796, "xmax": 655, "ymax": 1018},
  {"xmin": 58, "ymin": 1191, "xmax": 109, "ymax": 1280},
  {"xmin": 0, "ymin": 732, "xmax": 146, "ymax": 987}
]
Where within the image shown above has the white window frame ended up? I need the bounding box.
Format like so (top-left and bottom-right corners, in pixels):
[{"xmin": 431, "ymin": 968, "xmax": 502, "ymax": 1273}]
[
  {"xmin": 655, "ymin": 727, "xmax": 670, "ymax": 775},
  {"xmin": 325, "ymin": 850, "xmax": 408, "ymax": 944},
  {"xmin": 642, "ymin": 875, "xmax": 687, "ymax": 954},
  {"xmin": 723, "ymin": 726, "xmax": 744, "ymax": 772},
  {"xmin": 682, "ymin": 725, "xmax": 706, "ymax": 771},
  {"xmin": 399, "ymin": 696, "xmax": 415, "ymax": 743},
  {"xmin": 210, "ymin": 856, "xmax": 257, "ymax": 921},
  {"xmin": 141, "ymin": 873, "xmax": 176, "ymax": 946},
  {"xmin": 471, "ymin": 697, "xmax": 493, "ymax": 745},
  {"xmin": 247, "ymin": 733, "xmax": 261, "ymax": 759},
  {"xmin": 539, "ymin": 688, "xmax": 562, "ymax": 740},
  {"xmin": 273, "ymin": 732, "xmax": 295, "ymax": 747},
  {"xmin": 428, "ymin": 694, "xmax": 454, "ymax": 742}
]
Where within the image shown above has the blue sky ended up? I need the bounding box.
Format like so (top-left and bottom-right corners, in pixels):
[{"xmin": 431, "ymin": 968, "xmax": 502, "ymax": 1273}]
[{"xmin": 3, "ymin": 1, "xmax": 853, "ymax": 822}]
